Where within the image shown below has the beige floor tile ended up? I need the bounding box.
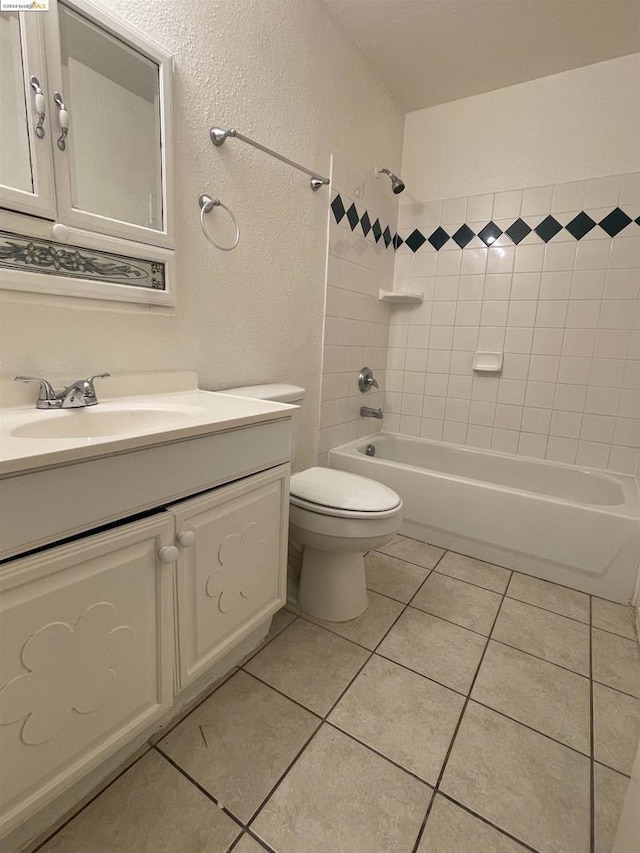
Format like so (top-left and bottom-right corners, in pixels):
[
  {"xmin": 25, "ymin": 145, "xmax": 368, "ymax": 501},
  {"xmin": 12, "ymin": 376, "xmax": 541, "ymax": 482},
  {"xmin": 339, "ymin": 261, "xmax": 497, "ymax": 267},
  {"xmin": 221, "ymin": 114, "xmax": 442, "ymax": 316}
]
[
  {"xmin": 492, "ymin": 598, "xmax": 590, "ymax": 675},
  {"xmin": 159, "ymin": 671, "xmax": 318, "ymax": 822},
  {"xmin": 507, "ymin": 573, "xmax": 590, "ymax": 622},
  {"xmin": 238, "ymin": 610, "xmax": 298, "ymax": 666},
  {"xmin": 244, "ymin": 617, "xmax": 369, "ymax": 714},
  {"xmin": 377, "ymin": 535, "xmax": 445, "ymax": 569},
  {"xmin": 378, "ymin": 607, "xmax": 486, "ymax": 694},
  {"xmin": 328, "ymin": 655, "xmax": 464, "ymax": 784},
  {"xmin": 595, "ymin": 763, "xmax": 630, "ymax": 853},
  {"xmin": 365, "ymin": 550, "xmax": 430, "ymax": 603},
  {"xmin": 417, "ymin": 794, "xmax": 529, "ymax": 852},
  {"xmin": 593, "ymin": 682, "xmax": 640, "ymax": 775},
  {"xmin": 592, "ymin": 627, "xmax": 640, "ymax": 698},
  {"xmin": 39, "ymin": 751, "xmax": 240, "ymax": 853},
  {"xmin": 435, "ymin": 551, "xmax": 511, "ymax": 593},
  {"xmin": 304, "ymin": 590, "xmax": 403, "ymax": 650},
  {"xmin": 251, "ymin": 724, "xmax": 431, "ymax": 853},
  {"xmin": 471, "ymin": 640, "xmax": 591, "ymax": 754},
  {"xmin": 411, "ymin": 573, "xmax": 502, "ymax": 635},
  {"xmin": 233, "ymin": 834, "xmax": 267, "ymax": 853},
  {"xmin": 441, "ymin": 702, "xmax": 591, "ymax": 853},
  {"xmin": 592, "ymin": 598, "xmax": 637, "ymax": 640}
]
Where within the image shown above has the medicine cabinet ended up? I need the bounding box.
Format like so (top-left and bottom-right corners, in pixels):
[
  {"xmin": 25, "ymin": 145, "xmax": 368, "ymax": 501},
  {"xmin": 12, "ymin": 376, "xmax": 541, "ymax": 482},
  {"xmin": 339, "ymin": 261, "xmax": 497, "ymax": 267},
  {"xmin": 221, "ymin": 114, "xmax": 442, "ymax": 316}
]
[{"xmin": 0, "ymin": 0, "xmax": 174, "ymax": 305}]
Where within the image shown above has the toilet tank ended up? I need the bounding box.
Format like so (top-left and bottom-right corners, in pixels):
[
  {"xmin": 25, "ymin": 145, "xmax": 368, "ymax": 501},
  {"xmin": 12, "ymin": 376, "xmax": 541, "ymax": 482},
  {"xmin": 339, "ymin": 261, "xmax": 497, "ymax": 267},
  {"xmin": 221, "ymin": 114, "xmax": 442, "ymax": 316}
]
[
  {"xmin": 221, "ymin": 384, "xmax": 305, "ymax": 405},
  {"xmin": 222, "ymin": 384, "xmax": 306, "ymax": 466}
]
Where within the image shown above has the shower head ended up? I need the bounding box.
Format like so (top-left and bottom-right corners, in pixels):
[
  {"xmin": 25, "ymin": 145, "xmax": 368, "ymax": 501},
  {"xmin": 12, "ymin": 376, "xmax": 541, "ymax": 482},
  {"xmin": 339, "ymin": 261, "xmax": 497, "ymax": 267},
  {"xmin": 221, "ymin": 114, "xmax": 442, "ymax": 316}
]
[{"xmin": 377, "ymin": 167, "xmax": 405, "ymax": 194}]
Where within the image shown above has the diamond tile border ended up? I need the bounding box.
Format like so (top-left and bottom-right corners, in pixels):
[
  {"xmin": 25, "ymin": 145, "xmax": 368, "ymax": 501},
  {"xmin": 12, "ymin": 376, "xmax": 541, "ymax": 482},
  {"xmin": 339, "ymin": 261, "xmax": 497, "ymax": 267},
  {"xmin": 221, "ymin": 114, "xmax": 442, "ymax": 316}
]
[{"xmin": 330, "ymin": 194, "xmax": 640, "ymax": 255}]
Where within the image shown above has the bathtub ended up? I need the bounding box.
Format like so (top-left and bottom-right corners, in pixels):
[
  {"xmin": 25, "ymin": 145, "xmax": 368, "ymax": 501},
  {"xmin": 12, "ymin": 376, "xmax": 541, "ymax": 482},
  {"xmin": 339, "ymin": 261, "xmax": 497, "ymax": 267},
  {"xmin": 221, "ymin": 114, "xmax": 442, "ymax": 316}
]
[{"xmin": 329, "ymin": 433, "xmax": 640, "ymax": 603}]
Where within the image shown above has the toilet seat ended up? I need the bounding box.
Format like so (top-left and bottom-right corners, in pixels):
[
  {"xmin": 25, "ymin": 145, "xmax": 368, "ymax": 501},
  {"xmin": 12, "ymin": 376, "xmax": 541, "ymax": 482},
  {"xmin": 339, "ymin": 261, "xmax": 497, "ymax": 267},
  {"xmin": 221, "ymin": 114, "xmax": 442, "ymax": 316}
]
[{"xmin": 290, "ymin": 467, "xmax": 401, "ymax": 517}]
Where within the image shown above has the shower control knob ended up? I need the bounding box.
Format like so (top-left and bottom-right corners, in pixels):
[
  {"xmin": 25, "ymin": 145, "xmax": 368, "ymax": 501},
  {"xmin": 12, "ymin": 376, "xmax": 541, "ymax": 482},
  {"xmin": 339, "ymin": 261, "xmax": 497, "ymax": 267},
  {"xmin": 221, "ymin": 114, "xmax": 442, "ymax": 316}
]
[
  {"xmin": 358, "ymin": 367, "xmax": 379, "ymax": 393},
  {"xmin": 158, "ymin": 545, "xmax": 179, "ymax": 564},
  {"xmin": 176, "ymin": 530, "xmax": 195, "ymax": 548}
]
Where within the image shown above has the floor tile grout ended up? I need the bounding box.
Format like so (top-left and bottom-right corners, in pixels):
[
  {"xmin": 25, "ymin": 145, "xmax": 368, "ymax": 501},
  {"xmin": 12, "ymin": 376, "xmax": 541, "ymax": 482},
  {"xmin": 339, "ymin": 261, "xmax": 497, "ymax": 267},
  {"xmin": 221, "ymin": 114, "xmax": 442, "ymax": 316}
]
[
  {"xmin": 411, "ymin": 573, "xmax": 512, "ymax": 852},
  {"xmin": 436, "ymin": 792, "xmax": 543, "ymax": 853}
]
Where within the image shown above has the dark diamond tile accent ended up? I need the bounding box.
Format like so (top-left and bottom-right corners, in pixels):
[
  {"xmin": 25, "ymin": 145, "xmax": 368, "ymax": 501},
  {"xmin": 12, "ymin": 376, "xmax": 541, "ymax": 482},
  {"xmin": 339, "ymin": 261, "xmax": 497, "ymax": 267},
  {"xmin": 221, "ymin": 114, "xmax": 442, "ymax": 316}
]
[
  {"xmin": 360, "ymin": 211, "xmax": 371, "ymax": 237},
  {"xmin": 372, "ymin": 218, "xmax": 382, "ymax": 243},
  {"xmin": 477, "ymin": 221, "xmax": 503, "ymax": 246},
  {"xmin": 534, "ymin": 215, "xmax": 563, "ymax": 242},
  {"xmin": 428, "ymin": 227, "xmax": 449, "ymax": 251},
  {"xmin": 452, "ymin": 224, "xmax": 474, "ymax": 248},
  {"xmin": 346, "ymin": 203, "xmax": 359, "ymax": 231},
  {"xmin": 405, "ymin": 229, "xmax": 427, "ymax": 253},
  {"xmin": 599, "ymin": 207, "xmax": 632, "ymax": 237},
  {"xmin": 636, "ymin": 216, "xmax": 640, "ymax": 226},
  {"xmin": 393, "ymin": 233, "xmax": 403, "ymax": 250},
  {"xmin": 383, "ymin": 226, "xmax": 392, "ymax": 248},
  {"xmin": 505, "ymin": 218, "xmax": 532, "ymax": 245},
  {"xmin": 330, "ymin": 194, "xmax": 345, "ymax": 224},
  {"xmin": 565, "ymin": 211, "xmax": 596, "ymax": 240}
]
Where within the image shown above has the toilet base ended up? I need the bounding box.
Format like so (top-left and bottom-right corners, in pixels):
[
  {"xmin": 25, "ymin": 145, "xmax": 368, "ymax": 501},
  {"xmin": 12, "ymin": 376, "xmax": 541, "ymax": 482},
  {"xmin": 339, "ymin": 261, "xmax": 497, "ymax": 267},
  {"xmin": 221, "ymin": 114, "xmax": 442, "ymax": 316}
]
[{"xmin": 298, "ymin": 547, "xmax": 369, "ymax": 622}]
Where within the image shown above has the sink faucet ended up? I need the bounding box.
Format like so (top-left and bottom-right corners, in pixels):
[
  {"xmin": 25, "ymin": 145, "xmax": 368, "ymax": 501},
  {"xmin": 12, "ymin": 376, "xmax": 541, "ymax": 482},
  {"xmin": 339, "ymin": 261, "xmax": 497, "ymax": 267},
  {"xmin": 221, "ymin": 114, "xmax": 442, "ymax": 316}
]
[
  {"xmin": 360, "ymin": 406, "xmax": 383, "ymax": 419},
  {"xmin": 15, "ymin": 373, "xmax": 111, "ymax": 409}
]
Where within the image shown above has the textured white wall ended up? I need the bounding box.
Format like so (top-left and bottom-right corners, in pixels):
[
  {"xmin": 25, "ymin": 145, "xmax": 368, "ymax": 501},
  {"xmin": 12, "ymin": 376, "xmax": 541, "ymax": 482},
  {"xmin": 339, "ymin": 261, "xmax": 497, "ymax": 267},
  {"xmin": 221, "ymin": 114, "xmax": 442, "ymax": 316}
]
[
  {"xmin": 402, "ymin": 54, "xmax": 640, "ymax": 202},
  {"xmin": 0, "ymin": 0, "xmax": 403, "ymax": 469}
]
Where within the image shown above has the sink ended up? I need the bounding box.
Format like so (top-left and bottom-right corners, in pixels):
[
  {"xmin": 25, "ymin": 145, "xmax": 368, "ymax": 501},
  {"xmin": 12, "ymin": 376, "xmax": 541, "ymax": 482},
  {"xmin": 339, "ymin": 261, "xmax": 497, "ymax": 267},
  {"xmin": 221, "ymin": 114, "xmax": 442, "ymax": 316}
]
[{"xmin": 11, "ymin": 406, "xmax": 198, "ymax": 439}]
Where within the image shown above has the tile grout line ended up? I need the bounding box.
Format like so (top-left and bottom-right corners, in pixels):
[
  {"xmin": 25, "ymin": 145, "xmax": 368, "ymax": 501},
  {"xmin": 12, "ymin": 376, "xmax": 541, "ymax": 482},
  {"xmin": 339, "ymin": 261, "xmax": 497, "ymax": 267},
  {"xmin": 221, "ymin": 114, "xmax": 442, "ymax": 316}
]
[
  {"xmin": 437, "ymin": 792, "xmax": 542, "ymax": 853},
  {"xmin": 410, "ymin": 568, "xmax": 515, "ymax": 853},
  {"xmin": 589, "ymin": 596, "xmax": 595, "ymax": 853},
  {"xmin": 243, "ymin": 590, "xmax": 413, "ymax": 835}
]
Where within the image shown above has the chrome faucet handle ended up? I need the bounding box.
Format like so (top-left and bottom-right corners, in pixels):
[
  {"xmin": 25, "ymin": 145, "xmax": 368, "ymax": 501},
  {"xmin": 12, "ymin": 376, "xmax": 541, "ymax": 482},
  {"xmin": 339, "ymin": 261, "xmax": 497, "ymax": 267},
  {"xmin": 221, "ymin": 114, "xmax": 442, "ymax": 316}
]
[
  {"xmin": 61, "ymin": 373, "xmax": 110, "ymax": 408},
  {"xmin": 15, "ymin": 375, "xmax": 58, "ymax": 405}
]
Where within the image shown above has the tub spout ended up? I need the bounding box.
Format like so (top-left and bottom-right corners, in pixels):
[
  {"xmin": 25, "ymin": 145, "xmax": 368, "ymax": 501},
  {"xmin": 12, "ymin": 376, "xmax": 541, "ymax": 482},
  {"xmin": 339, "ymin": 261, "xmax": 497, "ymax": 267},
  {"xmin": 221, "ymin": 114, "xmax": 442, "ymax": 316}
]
[{"xmin": 360, "ymin": 406, "xmax": 383, "ymax": 419}]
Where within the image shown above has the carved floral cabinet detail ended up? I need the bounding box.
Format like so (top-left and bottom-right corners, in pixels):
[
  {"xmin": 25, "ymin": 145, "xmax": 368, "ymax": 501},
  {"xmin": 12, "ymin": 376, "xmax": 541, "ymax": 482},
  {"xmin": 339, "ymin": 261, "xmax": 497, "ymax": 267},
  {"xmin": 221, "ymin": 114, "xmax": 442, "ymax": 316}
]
[{"xmin": 173, "ymin": 465, "xmax": 289, "ymax": 690}]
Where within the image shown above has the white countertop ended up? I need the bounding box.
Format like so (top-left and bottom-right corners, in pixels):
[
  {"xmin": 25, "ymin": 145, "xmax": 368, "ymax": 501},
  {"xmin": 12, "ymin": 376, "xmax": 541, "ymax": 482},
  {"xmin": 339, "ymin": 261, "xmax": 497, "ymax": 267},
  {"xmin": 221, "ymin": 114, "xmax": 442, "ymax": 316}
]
[{"xmin": 0, "ymin": 373, "xmax": 295, "ymax": 477}]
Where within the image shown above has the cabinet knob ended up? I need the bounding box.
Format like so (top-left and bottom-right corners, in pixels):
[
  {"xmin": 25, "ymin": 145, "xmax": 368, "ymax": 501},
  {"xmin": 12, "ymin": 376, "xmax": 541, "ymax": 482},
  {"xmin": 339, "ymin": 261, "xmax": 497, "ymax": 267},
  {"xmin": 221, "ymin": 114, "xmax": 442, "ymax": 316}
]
[
  {"xmin": 176, "ymin": 530, "xmax": 195, "ymax": 548},
  {"xmin": 158, "ymin": 545, "xmax": 179, "ymax": 564}
]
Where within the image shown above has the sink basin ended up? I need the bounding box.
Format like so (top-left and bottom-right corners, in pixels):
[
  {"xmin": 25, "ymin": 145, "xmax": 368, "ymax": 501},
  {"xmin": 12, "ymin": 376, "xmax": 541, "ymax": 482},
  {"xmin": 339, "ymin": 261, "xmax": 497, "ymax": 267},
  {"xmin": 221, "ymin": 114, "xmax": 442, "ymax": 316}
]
[{"xmin": 11, "ymin": 407, "xmax": 197, "ymax": 439}]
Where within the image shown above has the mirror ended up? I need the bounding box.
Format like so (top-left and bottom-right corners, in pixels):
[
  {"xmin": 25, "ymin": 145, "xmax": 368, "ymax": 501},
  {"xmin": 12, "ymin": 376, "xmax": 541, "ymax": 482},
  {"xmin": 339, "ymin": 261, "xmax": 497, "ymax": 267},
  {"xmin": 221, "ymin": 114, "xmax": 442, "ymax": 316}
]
[
  {"xmin": 58, "ymin": 3, "xmax": 163, "ymax": 230},
  {"xmin": 0, "ymin": 13, "xmax": 32, "ymax": 194}
]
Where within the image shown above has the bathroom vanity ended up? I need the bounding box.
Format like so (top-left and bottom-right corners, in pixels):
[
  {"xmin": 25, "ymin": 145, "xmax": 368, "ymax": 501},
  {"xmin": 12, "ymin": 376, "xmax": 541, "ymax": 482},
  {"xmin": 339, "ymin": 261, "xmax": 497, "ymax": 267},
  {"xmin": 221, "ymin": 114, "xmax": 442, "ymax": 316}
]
[{"xmin": 0, "ymin": 373, "xmax": 294, "ymax": 844}]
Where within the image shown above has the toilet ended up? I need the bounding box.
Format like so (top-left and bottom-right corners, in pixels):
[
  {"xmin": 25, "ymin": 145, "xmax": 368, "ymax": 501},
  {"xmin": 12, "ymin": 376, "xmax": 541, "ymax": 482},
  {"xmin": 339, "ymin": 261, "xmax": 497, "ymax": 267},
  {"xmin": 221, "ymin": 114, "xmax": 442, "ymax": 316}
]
[{"xmin": 222, "ymin": 384, "xmax": 402, "ymax": 621}]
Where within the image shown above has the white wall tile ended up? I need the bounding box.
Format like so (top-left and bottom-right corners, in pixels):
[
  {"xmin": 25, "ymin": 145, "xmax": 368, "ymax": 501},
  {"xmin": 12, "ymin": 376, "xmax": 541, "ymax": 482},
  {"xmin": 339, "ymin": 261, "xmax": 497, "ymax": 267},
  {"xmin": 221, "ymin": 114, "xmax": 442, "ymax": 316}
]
[
  {"xmin": 521, "ymin": 185, "xmax": 553, "ymax": 216},
  {"xmin": 539, "ymin": 271, "xmax": 572, "ymax": 299},
  {"xmin": 584, "ymin": 175, "xmax": 622, "ymax": 209},
  {"xmin": 493, "ymin": 190, "xmax": 522, "ymax": 219},
  {"xmin": 552, "ymin": 181, "xmax": 586, "ymax": 212},
  {"xmin": 546, "ymin": 436, "xmax": 578, "ymax": 464},
  {"xmin": 484, "ymin": 274, "xmax": 512, "ymax": 300},
  {"xmin": 466, "ymin": 194, "xmax": 493, "ymax": 222}
]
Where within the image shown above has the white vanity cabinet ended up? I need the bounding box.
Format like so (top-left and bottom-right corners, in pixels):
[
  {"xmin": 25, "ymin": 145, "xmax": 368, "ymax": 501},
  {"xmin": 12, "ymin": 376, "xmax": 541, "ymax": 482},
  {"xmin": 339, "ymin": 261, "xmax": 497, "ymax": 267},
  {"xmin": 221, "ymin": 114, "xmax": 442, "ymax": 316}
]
[
  {"xmin": 0, "ymin": 0, "xmax": 173, "ymax": 249},
  {"xmin": 0, "ymin": 467, "xmax": 289, "ymax": 839},
  {"xmin": 173, "ymin": 466, "xmax": 289, "ymax": 691},
  {"xmin": 0, "ymin": 514, "xmax": 176, "ymax": 837}
]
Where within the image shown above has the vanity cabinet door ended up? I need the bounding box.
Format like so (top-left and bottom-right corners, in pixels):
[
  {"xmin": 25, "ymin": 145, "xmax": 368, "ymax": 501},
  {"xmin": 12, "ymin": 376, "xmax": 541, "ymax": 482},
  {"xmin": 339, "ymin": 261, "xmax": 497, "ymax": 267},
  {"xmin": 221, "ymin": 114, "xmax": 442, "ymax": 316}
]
[
  {"xmin": 0, "ymin": 514, "xmax": 175, "ymax": 838},
  {"xmin": 0, "ymin": 13, "xmax": 56, "ymax": 218},
  {"xmin": 173, "ymin": 465, "xmax": 289, "ymax": 691}
]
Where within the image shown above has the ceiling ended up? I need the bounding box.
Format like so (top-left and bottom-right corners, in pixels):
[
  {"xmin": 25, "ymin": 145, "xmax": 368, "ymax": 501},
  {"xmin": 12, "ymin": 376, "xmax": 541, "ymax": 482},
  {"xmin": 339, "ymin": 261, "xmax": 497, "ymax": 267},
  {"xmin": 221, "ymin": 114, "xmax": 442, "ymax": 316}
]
[{"xmin": 319, "ymin": 0, "xmax": 640, "ymax": 112}]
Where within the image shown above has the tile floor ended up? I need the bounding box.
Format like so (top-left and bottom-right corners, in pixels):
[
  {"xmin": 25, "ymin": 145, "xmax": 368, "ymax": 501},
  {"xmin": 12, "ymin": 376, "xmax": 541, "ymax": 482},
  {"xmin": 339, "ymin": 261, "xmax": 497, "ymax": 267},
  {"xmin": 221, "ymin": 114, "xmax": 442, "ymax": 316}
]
[{"xmin": 36, "ymin": 535, "xmax": 640, "ymax": 853}]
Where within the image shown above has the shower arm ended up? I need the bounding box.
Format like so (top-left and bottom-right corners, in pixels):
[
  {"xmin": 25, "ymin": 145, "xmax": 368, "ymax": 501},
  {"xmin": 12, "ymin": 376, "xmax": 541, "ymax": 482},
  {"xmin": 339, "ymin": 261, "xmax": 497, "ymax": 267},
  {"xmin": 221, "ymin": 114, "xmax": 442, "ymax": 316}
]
[{"xmin": 209, "ymin": 126, "xmax": 330, "ymax": 191}]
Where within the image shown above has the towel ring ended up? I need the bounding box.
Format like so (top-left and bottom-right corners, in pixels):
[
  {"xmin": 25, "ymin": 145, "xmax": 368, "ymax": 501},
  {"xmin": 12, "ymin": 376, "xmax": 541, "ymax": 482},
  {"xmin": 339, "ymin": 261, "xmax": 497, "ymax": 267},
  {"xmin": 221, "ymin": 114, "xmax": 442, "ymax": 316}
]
[{"xmin": 198, "ymin": 194, "xmax": 240, "ymax": 251}]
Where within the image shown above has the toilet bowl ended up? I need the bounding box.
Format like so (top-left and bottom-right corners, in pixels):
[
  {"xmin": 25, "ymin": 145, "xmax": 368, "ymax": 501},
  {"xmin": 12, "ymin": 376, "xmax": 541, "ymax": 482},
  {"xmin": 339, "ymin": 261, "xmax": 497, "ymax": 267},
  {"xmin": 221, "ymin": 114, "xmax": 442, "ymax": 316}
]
[
  {"xmin": 290, "ymin": 467, "xmax": 402, "ymax": 621},
  {"xmin": 222, "ymin": 384, "xmax": 402, "ymax": 621}
]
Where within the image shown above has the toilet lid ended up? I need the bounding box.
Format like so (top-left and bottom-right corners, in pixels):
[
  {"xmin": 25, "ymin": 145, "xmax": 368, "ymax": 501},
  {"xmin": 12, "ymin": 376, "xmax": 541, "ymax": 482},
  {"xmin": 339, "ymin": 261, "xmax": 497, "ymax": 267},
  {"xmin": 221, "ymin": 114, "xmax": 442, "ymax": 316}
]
[{"xmin": 290, "ymin": 467, "xmax": 401, "ymax": 513}]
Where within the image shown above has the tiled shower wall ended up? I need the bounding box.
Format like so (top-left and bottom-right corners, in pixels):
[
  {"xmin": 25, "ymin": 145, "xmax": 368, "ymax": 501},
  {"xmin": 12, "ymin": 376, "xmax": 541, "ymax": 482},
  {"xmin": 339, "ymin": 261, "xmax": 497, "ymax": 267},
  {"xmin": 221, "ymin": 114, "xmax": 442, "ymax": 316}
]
[
  {"xmin": 318, "ymin": 156, "xmax": 399, "ymax": 464},
  {"xmin": 386, "ymin": 173, "xmax": 640, "ymax": 475},
  {"xmin": 319, "ymin": 155, "xmax": 398, "ymax": 465}
]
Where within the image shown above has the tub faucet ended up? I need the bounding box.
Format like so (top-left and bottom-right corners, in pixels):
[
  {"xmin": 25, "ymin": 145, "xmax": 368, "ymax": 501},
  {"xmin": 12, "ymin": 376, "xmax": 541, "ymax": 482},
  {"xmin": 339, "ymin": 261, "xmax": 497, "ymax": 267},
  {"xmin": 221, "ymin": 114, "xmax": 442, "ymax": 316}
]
[
  {"xmin": 15, "ymin": 373, "xmax": 110, "ymax": 409},
  {"xmin": 360, "ymin": 406, "xmax": 383, "ymax": 419}
]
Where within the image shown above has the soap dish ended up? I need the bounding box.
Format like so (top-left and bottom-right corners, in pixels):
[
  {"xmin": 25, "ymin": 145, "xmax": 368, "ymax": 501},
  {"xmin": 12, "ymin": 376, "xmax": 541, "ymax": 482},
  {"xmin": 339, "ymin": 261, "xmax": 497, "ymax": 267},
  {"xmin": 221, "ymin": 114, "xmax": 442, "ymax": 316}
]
[{"xmin": 472, "ymin": 351, "xmax": 503, "ymax": 373}]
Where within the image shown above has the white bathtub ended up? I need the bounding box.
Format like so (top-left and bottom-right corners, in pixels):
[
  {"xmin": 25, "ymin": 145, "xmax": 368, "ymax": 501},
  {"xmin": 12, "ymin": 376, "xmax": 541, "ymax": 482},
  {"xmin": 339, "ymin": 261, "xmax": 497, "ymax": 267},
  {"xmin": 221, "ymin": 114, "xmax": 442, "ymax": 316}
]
[{"xmin": 329, "ymin": 433, "xmax": 640, "ymax": 603}]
